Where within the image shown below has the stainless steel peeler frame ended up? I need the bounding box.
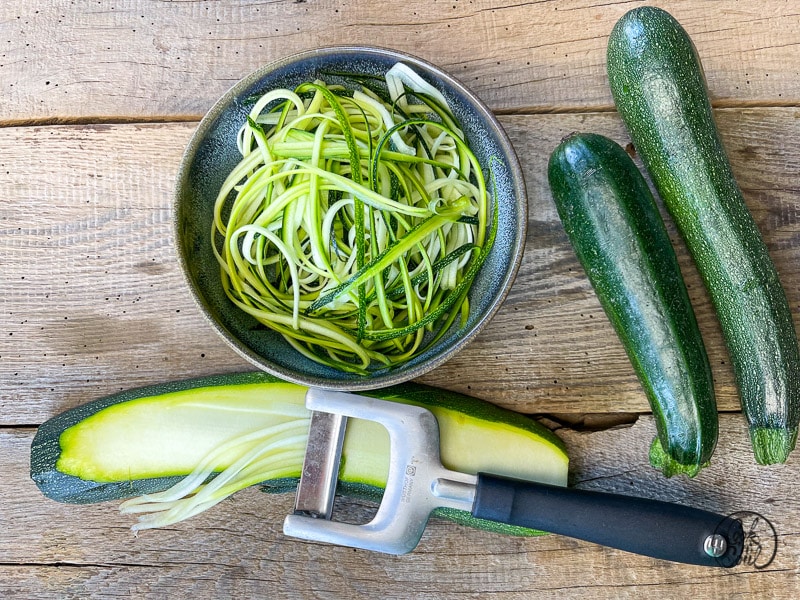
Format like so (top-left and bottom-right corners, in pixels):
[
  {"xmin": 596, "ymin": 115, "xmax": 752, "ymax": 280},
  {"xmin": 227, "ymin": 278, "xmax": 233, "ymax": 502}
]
[{"xmin": 283, "ymin": 388, "xmax": 478, "ymax": 554}]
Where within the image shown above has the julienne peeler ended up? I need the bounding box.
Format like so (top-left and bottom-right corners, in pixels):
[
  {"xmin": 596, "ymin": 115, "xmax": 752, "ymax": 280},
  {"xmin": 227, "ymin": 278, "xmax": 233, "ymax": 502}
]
[{"xmin": 283, "ymin": 389, "xmax": 745, "ymax": 568}]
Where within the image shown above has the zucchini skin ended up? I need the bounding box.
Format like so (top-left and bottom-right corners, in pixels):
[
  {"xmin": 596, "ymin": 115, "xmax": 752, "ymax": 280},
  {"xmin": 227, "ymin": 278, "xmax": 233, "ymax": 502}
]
[
  {"xmin": 548, "ymin": 133, "xmax": 717, "ymax": 476},
  {"xmin": 607, "ymin": 7, "xmax": 800, "ymax": 464}
]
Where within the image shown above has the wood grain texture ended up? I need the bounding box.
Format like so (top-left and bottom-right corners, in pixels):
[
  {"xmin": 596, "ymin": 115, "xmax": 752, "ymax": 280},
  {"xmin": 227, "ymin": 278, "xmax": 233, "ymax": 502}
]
[
  {"xmin": 4, "ymin": 0, "xmax": 800, "ymax": 595},
  {"xmin": 3, "ymin": 416, "xmax": 798, "ymax": 599},
  {"xmin": 1, "ymin": 0, "xmax": 800, "ymax": 122},
  {"xmin": 4, "ymin": 109, "xmax": 800, "ymax": 422}
]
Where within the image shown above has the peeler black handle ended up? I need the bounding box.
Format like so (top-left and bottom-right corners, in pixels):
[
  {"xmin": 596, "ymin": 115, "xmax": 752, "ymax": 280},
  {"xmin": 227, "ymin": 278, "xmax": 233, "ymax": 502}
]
[{"xmin": 472, "ymin": 474, "xmax": 744, "ymax": 568}]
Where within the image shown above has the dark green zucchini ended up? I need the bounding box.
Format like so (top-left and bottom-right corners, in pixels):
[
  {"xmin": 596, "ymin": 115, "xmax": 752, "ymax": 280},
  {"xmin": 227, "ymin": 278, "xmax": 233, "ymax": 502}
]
[
  {"xmin": 607, "ymin": 7, "xmax": 800, "ymax": 464},
  {"xmin": 548, "ymin": 133, "xmax": 717, "ymax": 476},
  {"xmin": 31, "ymin": 372, "xmax": 568, "ymax": 535}
]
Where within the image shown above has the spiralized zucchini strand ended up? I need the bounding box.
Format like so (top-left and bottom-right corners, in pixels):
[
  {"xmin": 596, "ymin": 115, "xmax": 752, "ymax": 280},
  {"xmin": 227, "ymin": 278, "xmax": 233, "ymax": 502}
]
[
  {"xmin": 211, "ymin": 64, "xmax": 493, "ymax": 374},
  {"xmin": 119, "ymin": 418, "xmax": 310, "ymax": 532}
]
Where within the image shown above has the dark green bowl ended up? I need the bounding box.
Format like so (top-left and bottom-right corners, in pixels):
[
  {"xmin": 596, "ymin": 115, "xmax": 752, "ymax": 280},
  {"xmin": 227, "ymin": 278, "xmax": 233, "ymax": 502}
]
[{"xmin": 174, "ymin": 46, "xmax": 526, "ymax": 390}]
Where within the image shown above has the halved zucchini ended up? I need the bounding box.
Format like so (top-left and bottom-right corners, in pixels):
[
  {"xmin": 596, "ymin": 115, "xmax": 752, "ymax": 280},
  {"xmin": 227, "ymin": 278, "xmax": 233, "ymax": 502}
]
[{"xmin": 31, "ymin": 372, "xmax": 568, "ymax": 536}]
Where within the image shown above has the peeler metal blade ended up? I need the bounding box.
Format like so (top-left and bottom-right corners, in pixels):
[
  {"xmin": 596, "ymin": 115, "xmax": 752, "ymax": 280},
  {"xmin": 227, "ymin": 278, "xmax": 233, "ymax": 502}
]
[{"xmin": 293, "ymin": 410, "xmax": 347, "ymax": 520}]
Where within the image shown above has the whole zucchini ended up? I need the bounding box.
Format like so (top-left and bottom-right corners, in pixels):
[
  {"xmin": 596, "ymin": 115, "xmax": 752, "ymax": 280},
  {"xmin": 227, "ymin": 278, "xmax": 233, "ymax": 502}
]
[
  {"xmin": 31, "ymin": 372, "xmax": 568, "ymax": 536},
  {"xmin": 548, "ymin": 132, "xmax": 717, "ymax": 476},
  {"xmin": 607, "ymin": 7, "xmax": 800, "ymax": 464}
]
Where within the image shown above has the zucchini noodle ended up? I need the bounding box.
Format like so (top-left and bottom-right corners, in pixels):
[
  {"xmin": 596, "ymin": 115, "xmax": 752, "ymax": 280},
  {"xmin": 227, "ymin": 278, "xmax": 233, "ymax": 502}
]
[
  {"xmin": 120, "ymin": 417, "xmax": 310, "ymax": 532},
  {"xmin": 212, "ymin": 64, "xmax": 495, "ymax": 374}
]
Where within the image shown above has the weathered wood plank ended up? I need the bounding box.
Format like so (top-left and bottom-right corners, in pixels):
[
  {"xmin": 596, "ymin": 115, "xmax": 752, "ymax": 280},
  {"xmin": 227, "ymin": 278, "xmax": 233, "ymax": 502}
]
[
  {"xmin": 3, "ymin": 415, "xmax": 798, "ymax": 598},
  {"xmin": 4, "ymin": 0, "xmax": 800, "ymax": 595},
  {"xmin": 3, "ymin": 108, "xmax": 800, "ymax": 422},
  {"xmin": 2, "ymin": 0, "xmax": 800, "ymax": 122},
  {"xmin": 0, "ymin": 122, "xmax": 247, "ymax": 425}
]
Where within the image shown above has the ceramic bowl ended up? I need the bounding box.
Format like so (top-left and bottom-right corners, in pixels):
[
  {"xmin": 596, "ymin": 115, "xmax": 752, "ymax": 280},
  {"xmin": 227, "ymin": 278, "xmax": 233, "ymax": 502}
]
[{"xmin": 174, "ymin": 46, "xmax": 527, "ymax": 390}]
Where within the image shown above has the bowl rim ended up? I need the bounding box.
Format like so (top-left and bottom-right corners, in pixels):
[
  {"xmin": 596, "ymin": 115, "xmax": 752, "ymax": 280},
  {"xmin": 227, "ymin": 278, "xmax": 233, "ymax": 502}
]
[{"xmin": 173, "ymin": 45, "xmax": 527, "ymax": 390}]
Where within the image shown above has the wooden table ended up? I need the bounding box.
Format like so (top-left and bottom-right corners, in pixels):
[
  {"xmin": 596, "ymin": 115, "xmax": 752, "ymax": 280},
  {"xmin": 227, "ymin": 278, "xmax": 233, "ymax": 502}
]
[{"xmin": 2, "ymin": 1, "xmax": 799, "ymax": 597}]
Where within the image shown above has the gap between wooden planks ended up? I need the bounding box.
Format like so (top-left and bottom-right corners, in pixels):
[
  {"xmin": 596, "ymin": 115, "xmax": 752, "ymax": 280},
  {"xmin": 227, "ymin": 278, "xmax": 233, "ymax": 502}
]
[{"xmin": 2, "ymin": 1, "xmax": 800, "ymax": 122}]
